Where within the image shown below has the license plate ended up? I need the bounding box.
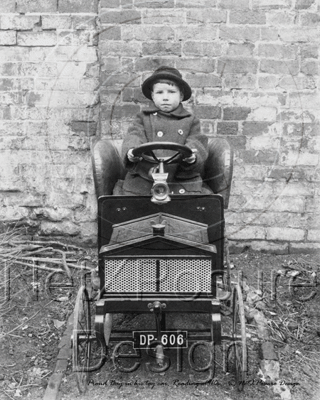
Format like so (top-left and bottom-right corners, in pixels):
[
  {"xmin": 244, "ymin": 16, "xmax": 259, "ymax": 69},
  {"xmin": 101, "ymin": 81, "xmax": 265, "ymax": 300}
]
[{"xmin": 133, "ymin": 331, "xmax": 188, "ymax": 349}]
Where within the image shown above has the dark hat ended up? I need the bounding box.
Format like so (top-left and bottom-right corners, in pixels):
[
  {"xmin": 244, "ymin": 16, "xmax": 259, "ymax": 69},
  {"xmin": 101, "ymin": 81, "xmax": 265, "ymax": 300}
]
[{"xmin": 142, "ymin": 66, "xmax": 192, "ymax": 101}]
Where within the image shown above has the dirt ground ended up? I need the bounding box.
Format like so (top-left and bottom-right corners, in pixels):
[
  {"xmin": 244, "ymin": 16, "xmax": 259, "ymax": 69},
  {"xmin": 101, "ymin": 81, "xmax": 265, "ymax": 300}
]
[{"xmin": 1, "ymin": 248, "xmax": 320, "ymax": 400}]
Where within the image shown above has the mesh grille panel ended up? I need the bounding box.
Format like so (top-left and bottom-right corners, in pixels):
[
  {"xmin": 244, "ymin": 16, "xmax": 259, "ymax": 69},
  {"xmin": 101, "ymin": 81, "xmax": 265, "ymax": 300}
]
[
  {"xmin": 105, "ymin": 259, "xmax": 157, "ymax": 292},
  {"xmin": 105, "ymin": 258, "xmax": 211, "ymax": 293},
  {"xmin": 159, "ymin": 259, "xmax": 211, "ymax": 292}
]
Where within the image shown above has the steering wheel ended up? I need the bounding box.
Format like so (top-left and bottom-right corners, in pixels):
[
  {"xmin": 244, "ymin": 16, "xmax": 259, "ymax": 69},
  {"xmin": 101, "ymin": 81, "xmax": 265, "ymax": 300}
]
[{"xmin": 131, "ymin": 142, "xmax": 192, "ymax": 164}]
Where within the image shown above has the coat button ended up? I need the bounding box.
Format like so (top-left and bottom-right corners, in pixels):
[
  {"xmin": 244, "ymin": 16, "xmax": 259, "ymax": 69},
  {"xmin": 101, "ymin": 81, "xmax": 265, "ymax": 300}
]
[
  {"xmin": 178, "ymin": 129, "xmax": 183, "ymax": 135},
  {"xmin": 179, "ymin": 189, "xmax": 185, "ymax": 194},
  {"xmin": 157, "ymin": 131, "xmax": 164, "ymax": 137}
]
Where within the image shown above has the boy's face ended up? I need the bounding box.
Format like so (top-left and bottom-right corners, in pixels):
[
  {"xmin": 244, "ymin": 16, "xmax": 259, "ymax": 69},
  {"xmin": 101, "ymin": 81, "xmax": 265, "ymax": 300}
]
[{"xmin": 151, "ymin": 82, "xmax": 183, "ymax": 112}]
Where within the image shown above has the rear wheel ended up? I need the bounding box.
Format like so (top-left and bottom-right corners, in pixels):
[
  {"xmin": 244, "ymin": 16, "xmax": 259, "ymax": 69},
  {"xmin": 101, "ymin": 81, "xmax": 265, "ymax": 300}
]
[{"xmin": 228, "ymin": 283, "xmax": 247, "ymax": 391}]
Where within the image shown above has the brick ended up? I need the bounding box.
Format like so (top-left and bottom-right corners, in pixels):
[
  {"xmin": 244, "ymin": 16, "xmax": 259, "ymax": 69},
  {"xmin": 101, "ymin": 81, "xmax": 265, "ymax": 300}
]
[
  {"xmin": 240, "ymin": 150, "xmax": 278, "ymax": 164},
  {"xmin": 229, "ymin": 226, "xmax": 266, "ymax": 240},
  {"xmin": 289, "ymin": 242, "xmax": 320, "ymax": 254},
  {"xmin": 0, "ymin": 47, "xmax": 52, "ymax": 63},
  {"xmin": 176, "ymin": 58, "xmax": 215, "ymax": 74},
  {"xmin": 230, "ymin": 11, "xmax": 266, "ymax": 24},
  {"xmin": 218, "ymin": 0, "xmax": 250, "ymax": 8},
  {"xmin": 301, "ymin": 60, "xmax": 319, "ymax": 75},
  {"xmin": 223, "ymin": 107, "xmax": 251, "ymax": 121},
  {"xmin": 227, "ymin": 43, "xmax": 254, "ymax": 57},
  {"xmin": 193, "ymin": 106, "xmax": 221, "ymax": 119},
  {"xmin": 278, "ymin": 75, "xmax": 316, "ymax": 90},
  {"xmin": 58, "ymin": 30, "xmax": 95, "ymax": 47},
  {"xmin": 217, "ymin": 122, "xmax": 238, "ymax": 135},
  {"xmin": 266, "ymin": 11, "xmax": 296, "ymax": 25},
  {"xmin": 0, "ymin": 63, "xmax": 19, "ymax": 75},
  {"xmin": 227, "ymin": 211, "xmax": 308, "ymax": 229},
  {"xmin": 143, "ymin": 9, "xmax": 186, "ymax": 24},
  {"xmin": 260, "ymin": 27, "xmax": 279, "ymax": 41},
  {"xmin": 51, "ymin": 46, "xmax": 98, "ymax": 64},
  {"xmin": 100, "ymin": 0, "xmax": 120, "ymax": 7},
  {"xmin": 100, "ymin": 9, "xmax": 141, "ymax": 24},
  {"xmin": 233, "ymin": 164, "xmax": 269, "ymax": 180},
  {"xmin": 42, "ymin": 15, "xmax": 73, "ymax": 30},
  {"xmin": 281, "ymin": 150, "xmax": 319, "ymax": 166},
  {"xmin": 248, "ymin": 107, "xmax": 277, "ymax": 121},
  {"xmin": 186, "ymin": 9, "xmax": 227, "ymax": 23},
  {"xmin": 80, "ymin": 222, "xmax": 97, "ymax": 244},
  {"xmin": 122, "ymin": 26, "xmax": 174, "ymax": 41},
  {"xmin": 143, "ymin": 42, "xmax": 180, "ymax": 56},
  {"xmin": 183, "ymin": 41, "xmax": 222, "ymax": 57},
  {"xmin": 16, "ymin": 0, "xmax": 57, "ymax": 12},
  {"xmin": 101, "ymin": 104, "xmax": 140, "ymax": 121},
  {"xmin": 300, "ymin": 12, "xmax": 320, "ymax": 26},
  {"xmin": 224, "ymin": 74, "xmax": 257, "ymax": 90},
  {"xmin": 195, "ymin": 88, "xmax": 228, "ymax": 104},
  {"xmin": 295, "ymin": 0, "xmax": 315, "ymax": 9},
  {"xmin": 289, "ymin": 93, "xmax": 320, "ymax": 109},
  {"xmin": 101, "ymin": 72, "xmax": 139, "ymax": 88},
  {"xmin": 249, "ymin": 135, "xmax": 281, "ymax": 150},
  {"xmin": 134, "ymin": 0, "xmax": 174, "ymax": 7},
  {"xmin": 279, "ymin": 27, "xmax": 318, "ymax": 42},
  {"xmin": 17, "ymin": 31, "xmax": 56, "ymax": 47},
  {"xmin": 300, "ymin": 44, "xmax": 318, "ymax": 59},
  {"xmin": 250, "ymin": 241, "xmax": 289, "ymax": 254},
  {"xmin": 0, "ymin": 31, "xmax": 16, "ymax": 45},
  {"xmin": 219, "ymin": 26, "xmax": 260, "ymax": 42},
  {"xmin": 257, "ymin": 75, "xmax": 278, "ymax": 89},
  {"xmin": 0, "ymin": 206, "xmax": 29, "ymax": 221},
  {"xmin": 0, "ymin": 15, "xmax": 40, "ymax": 30},
  {"xmin": 58, "ymin": 0, "xmax": 98, "ymax": 13},
  {"xmin": 0, "ymin": 0, "xmax": 15, "ymax": 12},
  {"xmin": 225, "ymin": 135, "xmax": 246, "ymax": 149},
  {"xmin": 176, "ymin": 0, "xmax": 217, "ymax": 6},
  {"xmin": 258, "ymin": 43, "xmax": 298, "ymax": 59},
  {"xmin": 71, "ymin": 121, "xmax": 97, "ymax": 136},
  {"xmin": 260, "ymin": 60, "xmax": 299, "ymax": 75},
  {"xmin": 121, "ymin": 0, "xmax": 133, "ymax": 8},
  {"xmin": 200, "ymin": 120, "xmax": 215, "ymax": 135},
  {"xmin": 218, "ymin": 59, "xmax": 258, "ymax": 74},
  {"xmin": 176, "ymin": 26, "xmax": 218, "ymax": 41},
  {"xmin": 72, "ymin": 15, "xmax": 97, "ymax": 30},
  {"xmin": 267, "ymin": 227, "xmax": 305, "ymax": 241},
  {"xmin": 135, "ymin": 58, "xmax": 175, "ymax": 72},
  {"xmin": 252, "ymin": 0, "xmax": 290, "ymax": 8},
  {"xmin": 100, "ymin": 41, "xmax": 141, "ymax": 57},
  {"xmin": 40, "ymin": 221, "xmax": 80, "ymax": 236},
  {"xmin": 307, "ymin": 230, "xmax": 320, "ymax": 242},
  {"xmin": 242, "ymin": 122, "xmax": 271, "ymax": 136},
  {"xmin": 273, "ymin": 182, "xmax": 312, "ymax": 197},
  {"xmin": 268, "ymin": 166, "xmax": 305, "ymax": 180}
]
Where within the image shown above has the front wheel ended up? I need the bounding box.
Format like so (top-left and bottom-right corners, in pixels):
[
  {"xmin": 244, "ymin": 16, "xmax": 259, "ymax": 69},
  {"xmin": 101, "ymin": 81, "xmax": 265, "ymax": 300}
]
[{"xmin": 72, "ymin": 286, "xmax": 106, "ymax": 393}]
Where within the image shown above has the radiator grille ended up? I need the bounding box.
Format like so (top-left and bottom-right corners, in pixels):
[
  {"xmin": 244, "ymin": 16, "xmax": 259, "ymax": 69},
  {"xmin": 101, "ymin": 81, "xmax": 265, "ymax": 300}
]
[{"xmin": 105, "ymin": 258, "xmax": 211, "ymax": 293}]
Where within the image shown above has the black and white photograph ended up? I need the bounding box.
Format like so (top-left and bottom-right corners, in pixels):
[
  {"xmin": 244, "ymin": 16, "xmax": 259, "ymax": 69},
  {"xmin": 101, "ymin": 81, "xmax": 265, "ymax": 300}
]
[{"xmin": 0, "ymin": 0, "xmax": 319, "ymax": 399}]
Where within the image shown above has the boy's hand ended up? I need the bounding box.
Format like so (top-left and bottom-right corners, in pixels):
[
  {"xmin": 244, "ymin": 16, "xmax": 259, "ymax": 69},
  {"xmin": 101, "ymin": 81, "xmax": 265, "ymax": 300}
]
[
  {"xmin": 183, "ymin": 150, "xmax": 197, "ymax": 164},
  {"xmin": 127, "ymin": 148, "xmax": 141, "ymax": 162}
]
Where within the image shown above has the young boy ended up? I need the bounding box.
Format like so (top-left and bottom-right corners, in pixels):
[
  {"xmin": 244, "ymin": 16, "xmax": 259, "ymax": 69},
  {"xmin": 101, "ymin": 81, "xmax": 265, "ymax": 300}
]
[{"xmin": 113, "ymin": 66, "xmax": 211, "ymax": 196}]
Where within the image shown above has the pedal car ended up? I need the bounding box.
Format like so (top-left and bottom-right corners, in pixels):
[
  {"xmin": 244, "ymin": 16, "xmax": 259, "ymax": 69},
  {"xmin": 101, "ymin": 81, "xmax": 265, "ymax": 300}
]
[{"xmin": 71, "ymin": 137, "xmax": 247, "ymax": 392}]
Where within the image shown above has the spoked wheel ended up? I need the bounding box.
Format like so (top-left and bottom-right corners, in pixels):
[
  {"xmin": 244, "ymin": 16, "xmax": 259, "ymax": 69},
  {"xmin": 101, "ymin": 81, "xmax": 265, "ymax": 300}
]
[
  {"xmin": 72, "ymin": 286, "xmax": 106, "ymax": 393},
  {"xmin": 228, "ymin": 283, "xmax": 247, "ymax": 391}
]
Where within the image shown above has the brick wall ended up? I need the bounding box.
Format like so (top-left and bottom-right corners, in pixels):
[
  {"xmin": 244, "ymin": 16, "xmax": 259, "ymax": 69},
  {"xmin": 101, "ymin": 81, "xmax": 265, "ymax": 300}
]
[
  {"xmin": 0, "ymin": 0, "xmax": 100, "ymax": 243},
  {"xmin": 1, "ymin": 0, "xmax": 319, "ymax": 252}
]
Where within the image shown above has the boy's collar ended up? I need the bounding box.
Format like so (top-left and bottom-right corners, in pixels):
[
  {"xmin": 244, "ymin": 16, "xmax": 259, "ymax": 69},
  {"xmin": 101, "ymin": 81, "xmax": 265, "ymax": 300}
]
[{"xmin": 143, "ymin": 103, "xmax": 191, "ymax": 118}]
